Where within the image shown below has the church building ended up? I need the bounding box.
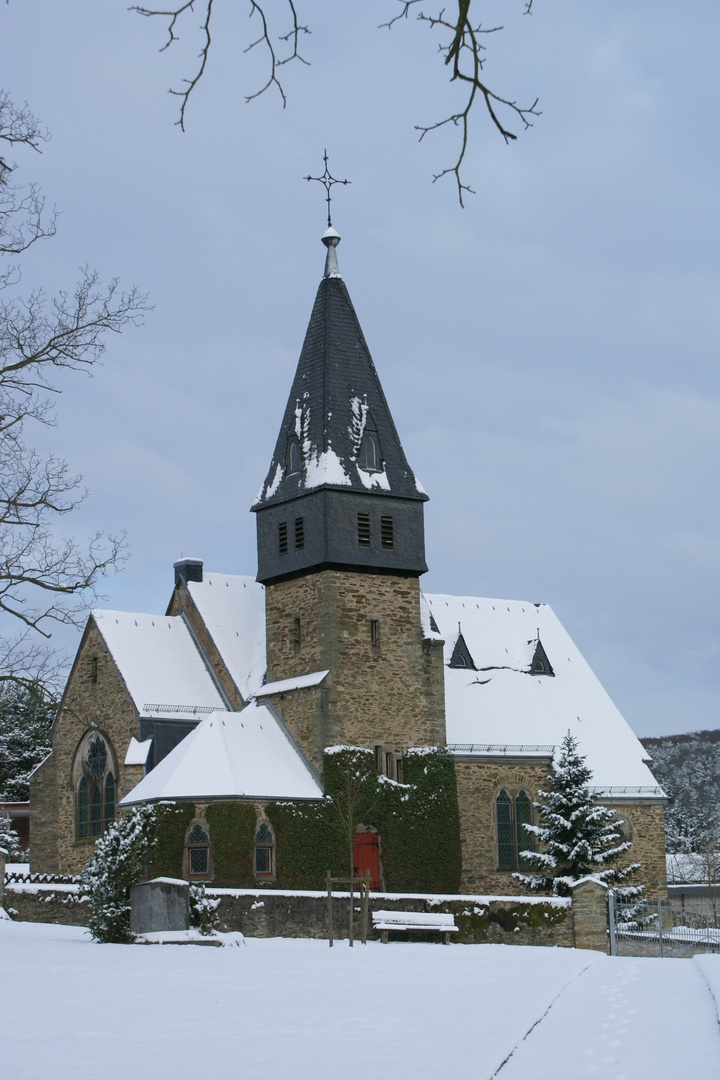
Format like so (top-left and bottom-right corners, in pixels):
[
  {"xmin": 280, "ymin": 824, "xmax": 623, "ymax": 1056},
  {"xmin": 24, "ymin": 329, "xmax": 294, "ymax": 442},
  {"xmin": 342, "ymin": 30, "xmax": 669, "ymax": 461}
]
[{"xmin": 29, "ymin": 226, "xmax": 668, "ymax": 897}]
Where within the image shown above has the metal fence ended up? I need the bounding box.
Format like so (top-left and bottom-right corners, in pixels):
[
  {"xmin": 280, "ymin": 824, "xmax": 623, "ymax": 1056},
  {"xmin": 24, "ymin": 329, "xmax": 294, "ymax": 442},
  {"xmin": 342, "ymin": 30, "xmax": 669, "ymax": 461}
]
[{"xmin": 608, "ymin": 891, "xmax": 720, "ymax": 957}]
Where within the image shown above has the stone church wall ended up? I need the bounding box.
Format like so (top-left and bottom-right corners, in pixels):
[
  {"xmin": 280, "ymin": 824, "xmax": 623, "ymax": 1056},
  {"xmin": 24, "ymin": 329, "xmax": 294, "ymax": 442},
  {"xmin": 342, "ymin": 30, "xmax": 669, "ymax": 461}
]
[
  {"xmin": 264, "ymin": 569, "xmax": 446, "ymax": 766},
  {"xmin": 30, "ymin": 621, "xmax": 144, "ymax": 877},
  {"xmin": 455, "ymin": 757, "xmax": 667, "ymax": 898}
]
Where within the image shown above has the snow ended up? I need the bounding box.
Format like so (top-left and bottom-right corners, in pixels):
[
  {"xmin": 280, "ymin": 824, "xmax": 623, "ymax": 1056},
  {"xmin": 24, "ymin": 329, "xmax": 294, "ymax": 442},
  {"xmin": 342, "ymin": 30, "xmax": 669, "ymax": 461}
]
[
  {"xmin": 256, "ymin": 669, "xmax": 330, "ymax": 697},
  {"xmin": 93, "ymin": 610, "xmax": 228, "ymax": 720},
  {"xmin": 425, "ymin": 593, "xmax": 663, "ymax": 793},
  {"xmin": 119, "ymin": 701, "xmax": 323, "ymax": 805},
  {"xmin": 124, "ymin": 736, "xmax": 152, "ymax": 766},
  {"xmin": 186, "ymin": 574, "xmax": 266, "ymax": 701},
  {"xmin": 304, "ymin": 444, "xmax": 352, "ymax": 489},
  {"xmin": 264, "ymin": 462, "xmax": 283, "ymax": 500},
  {"xmin": 355, "ymin": 464, "xmax": 391, "ymax": 490},
  {"xmin": 2, "ymin": 920, "xmax": 720, "ymax": 1079}
]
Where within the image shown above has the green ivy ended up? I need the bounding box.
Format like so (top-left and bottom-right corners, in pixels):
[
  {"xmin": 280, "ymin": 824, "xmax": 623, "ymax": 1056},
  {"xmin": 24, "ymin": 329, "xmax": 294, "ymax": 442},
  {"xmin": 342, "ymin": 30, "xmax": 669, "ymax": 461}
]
[
  {"xmin": 206, "ymin": 802, "xmax": 257, "ymax": 887},
  {"xmin": 146, "ymin": 802, "xmax": 195, "ymax": 880}
]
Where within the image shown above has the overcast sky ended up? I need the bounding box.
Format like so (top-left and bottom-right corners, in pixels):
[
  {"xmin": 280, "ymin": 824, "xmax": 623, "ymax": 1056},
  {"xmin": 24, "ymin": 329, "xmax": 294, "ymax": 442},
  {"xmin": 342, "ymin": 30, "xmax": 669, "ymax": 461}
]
[{"xmin": 2, "ymin": 1, "xmax": 719, "ymax": 738}]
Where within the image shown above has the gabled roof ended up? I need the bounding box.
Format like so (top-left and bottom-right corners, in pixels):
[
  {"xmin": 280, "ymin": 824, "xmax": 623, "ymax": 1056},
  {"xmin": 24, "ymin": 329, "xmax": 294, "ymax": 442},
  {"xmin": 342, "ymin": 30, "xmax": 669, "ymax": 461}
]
[
  {"xmin": 185, "ymin": 573, "xmax": 266, "ymax": 701},
  {"xmin": 253, "ymin": 238, "xmax": 426, "ymax": 510},
  {"xmin": 119, "ymin": 702, "xmax": 324, "ymax": 805},
  {"xmin": 423, "ymin": 593, "xmax": 663, "ymax": 794},
  {"xmin": 92, "ymin": 610, "xmax": 227, "ymax": 721}
]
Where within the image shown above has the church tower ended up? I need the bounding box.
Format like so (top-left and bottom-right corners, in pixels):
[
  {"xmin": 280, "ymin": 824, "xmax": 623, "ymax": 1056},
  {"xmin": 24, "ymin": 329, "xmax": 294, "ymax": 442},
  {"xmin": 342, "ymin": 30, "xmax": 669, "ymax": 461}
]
[{"xmin": 252, "ymin": 229, "xmax": 446, "ymax": 768}]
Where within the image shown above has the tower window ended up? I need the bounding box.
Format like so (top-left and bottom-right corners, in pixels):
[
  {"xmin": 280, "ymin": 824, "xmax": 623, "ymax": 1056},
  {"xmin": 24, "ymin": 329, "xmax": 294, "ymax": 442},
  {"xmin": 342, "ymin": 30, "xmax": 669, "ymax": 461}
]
[
  {"xmin": 358, "ymin": 512, "xmax": 371, "ymax": 546},
  {"xmin": 370, "ymin": 619, "xmax": 380, "ymax": 646},
  {"xmin": 287, "ymin": 438, "xmax": 300, "ymax": 475},
  {"xmin": 381, "ymin": 516, "xmax": 394, "ymax": 548},
  {"xmin": 294, "ymin": 616, "xmax": 302, "ymax": 647},
  {"xmin": 295, "ymin": 517, "xmax": 304, "ymax": 550},
  {"xmin": 278, "ymin": 521, "xmax": 288, "ymax": 555},
  {"xmin": 363, "ymin": 435, "xmax": 378, "ymax": 471}
]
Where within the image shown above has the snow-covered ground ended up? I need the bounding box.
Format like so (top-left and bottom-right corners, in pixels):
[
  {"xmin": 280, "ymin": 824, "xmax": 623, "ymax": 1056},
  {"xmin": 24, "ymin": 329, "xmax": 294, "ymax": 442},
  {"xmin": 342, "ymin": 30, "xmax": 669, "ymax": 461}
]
[{"xmin": 1, "ymin": 920, "xmax": 719, "ymax": 1079}]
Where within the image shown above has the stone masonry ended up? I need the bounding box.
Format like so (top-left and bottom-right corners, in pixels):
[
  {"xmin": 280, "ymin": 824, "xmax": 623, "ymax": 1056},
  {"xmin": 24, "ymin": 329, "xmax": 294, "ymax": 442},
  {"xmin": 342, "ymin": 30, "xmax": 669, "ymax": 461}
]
[
  {"xmin": 263, "ymin": 569, "xmax": 446, "ymax": 769},
  {"xmin": 455, "ymin": 756, "xmax": 667, "ymax": 898},
  {"xmin": 30, "ymin": 620, "xmax": 144, "ymax": 876}
]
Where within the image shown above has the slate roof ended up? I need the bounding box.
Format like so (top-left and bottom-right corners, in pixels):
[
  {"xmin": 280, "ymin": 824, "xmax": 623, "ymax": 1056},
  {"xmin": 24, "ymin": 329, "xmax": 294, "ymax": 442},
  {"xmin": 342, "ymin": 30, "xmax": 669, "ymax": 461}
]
[
  {"xmin": 423, "ymin": 593, "xmax": 664, "ymax": 795},
  {"xmin": 253, "ymin": 239, "xmax": 426, "ymax": 510}
]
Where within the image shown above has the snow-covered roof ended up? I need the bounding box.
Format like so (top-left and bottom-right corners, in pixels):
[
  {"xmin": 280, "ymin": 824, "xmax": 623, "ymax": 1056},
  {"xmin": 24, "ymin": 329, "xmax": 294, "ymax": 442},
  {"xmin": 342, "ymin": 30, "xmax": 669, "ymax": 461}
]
[
  {"xmin": 119, "ymin": 702, "xmax": 323, "ymax": 805},
  {"xmin": 93, "ymin": 610, "xmax": 228, "ymax": 721},
  {"xmin": 256, "ymin": 670, "xmax": 330, "ymax": 697},
  {"xmin": 423, "ymin": 593, "xmax": 663, "ymax": 795},
  {"xmin": 185, "ymin": 574, "xmax": 266, "ymax": 701}
]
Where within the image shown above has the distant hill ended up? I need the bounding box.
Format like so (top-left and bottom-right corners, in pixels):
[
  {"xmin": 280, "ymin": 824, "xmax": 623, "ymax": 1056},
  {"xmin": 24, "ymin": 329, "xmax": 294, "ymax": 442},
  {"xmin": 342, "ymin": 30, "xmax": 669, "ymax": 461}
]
[{"xmin": 641, "ymin": 729, "xmax": 720, "ymax": 858}]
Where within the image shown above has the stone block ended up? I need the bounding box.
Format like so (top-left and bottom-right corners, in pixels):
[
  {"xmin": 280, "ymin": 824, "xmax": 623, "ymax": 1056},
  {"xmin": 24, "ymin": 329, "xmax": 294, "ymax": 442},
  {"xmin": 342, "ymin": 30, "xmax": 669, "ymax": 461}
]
[
  {"xmin": 130, "ymin": 877, "xmax": 190, "ymax": 934},
  {"xmin": 572, "ymin": 877, "xmax": 609, "ymax": 952}
]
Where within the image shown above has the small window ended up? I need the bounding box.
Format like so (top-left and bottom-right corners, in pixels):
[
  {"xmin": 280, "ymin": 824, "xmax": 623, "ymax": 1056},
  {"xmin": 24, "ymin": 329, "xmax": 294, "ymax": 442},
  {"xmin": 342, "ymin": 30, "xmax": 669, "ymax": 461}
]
[
  {"xmin": 375, "ymin": 744, "xmax": 402, "ymax": 782},
  {"xmin": 381, "ymin": 516, "xmax": 394, "ymax": 548},
  {"xmin": 358, "ymin": 512, "xmax": 371, "ymax": 546},
  {"xmin": 278, "ymin": 521, "xmax": 288, "ymax": 555},
  {"xmin": 294, "ymin": 616, "xmax": 302, "ymax": 647},
  {"xmin": 287, "ymin": 438, "xmax": 300, "ymax": 475},
  {"xmin": 370, "ymin": 619, "xmax": 380, "ymax": 646},
  {"xmin": 295, "ymin": 517, "xmax": 304, "ymax": 550},
  {"xmin": 255, "ymin": 821, "xmax": 275, "ymax": 877},
  {"xmin": 188, "ymin": 823, "xmax": 210, "ymax": 877},
  {"xmin": 363, "ymin": 435, "xmax": 377, "ymax": 471},
  {"xmin": 90, "ymin": 656, "xmax": 98, "ymax": 684}
]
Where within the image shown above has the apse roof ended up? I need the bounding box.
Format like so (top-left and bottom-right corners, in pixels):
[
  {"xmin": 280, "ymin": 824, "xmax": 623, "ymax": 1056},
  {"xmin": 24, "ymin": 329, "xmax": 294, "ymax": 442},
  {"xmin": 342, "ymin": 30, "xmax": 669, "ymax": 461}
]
[
  {"xmin": 253, "ymin": 234, "xmax": 426, "ymax": 510},
  {"xmin": 422, "ymin": 593, "xmax": 664, "ymax": 796},
  {"xmin": 119, "ymin": 702, "xmax": 323, "ymax": 805}
]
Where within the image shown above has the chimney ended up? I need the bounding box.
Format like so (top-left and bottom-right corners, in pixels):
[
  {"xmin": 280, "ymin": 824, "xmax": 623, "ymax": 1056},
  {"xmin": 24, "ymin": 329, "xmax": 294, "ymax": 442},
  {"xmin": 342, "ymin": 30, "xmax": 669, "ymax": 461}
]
[{"xmin": 174, "ymin": 558, "xmax": 203, "ymax": 587}]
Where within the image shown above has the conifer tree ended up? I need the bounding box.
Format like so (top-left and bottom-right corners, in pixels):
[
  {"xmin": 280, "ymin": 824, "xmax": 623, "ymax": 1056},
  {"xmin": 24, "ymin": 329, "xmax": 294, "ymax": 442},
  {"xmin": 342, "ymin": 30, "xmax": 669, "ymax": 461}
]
[{"xmin": 515, "ymin": 732, "xmax": 640, "ymax": 897}]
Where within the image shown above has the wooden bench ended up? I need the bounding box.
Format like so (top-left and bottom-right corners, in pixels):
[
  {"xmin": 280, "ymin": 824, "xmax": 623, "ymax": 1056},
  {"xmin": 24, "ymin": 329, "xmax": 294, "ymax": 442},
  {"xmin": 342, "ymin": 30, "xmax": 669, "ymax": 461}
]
[{"xmin": 372, "ymin": 909, "xmax": 458, "ymax": 944}]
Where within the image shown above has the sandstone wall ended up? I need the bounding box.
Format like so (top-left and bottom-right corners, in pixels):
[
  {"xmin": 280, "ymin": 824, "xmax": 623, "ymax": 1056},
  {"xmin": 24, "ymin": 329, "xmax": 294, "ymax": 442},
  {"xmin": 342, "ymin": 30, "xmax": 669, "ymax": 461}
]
[
  {"xmin": 30, "ymin": 620, "xmax": 144, "ymax": 877},
  {"xmin": 264, "ymin": 570, "xmax": 446, "ymax": 767}
]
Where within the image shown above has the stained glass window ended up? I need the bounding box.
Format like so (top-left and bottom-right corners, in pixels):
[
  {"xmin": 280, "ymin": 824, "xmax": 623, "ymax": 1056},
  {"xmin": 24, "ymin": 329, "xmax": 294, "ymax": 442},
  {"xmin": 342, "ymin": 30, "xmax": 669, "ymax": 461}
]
[
  {"xmin": 77, "ymin": 777, "xmax": 89, "ymax": 839},
  {"xmin": 496, "ymin": 790, "xmax": 514, "ymax": 867},
  {"xmin": 255, "ymin": 822, "xmax": 274, "ymax": 875},
  {"xmin": 188, "ymin": 824, "xmax": 209, "ymax": 844},
  {"xmin": 105, "ymin": 773, "xmax": 115, "ymax": 830},
  {"xmin": 90, "ymin": 786, "xmax": 102, "ymax": 837},
  {"xmin": 515, "ymin": 790, "xmax": 532, "ymax": 867},
  {"xmin": 190, "ymin": 847, "xmax": 209, "ymax": 875}
]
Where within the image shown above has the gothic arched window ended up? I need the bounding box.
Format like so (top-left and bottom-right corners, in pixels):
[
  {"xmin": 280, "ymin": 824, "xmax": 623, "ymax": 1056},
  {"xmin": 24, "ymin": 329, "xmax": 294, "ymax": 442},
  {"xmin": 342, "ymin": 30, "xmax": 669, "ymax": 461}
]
[
  {"xmin": 73, "ymin": 732, "xmax": 116, "ymax": 842},
  {"xmin": 187, "ymin": 822, "xmax": 211, "ymax": 877},
  {"xmin": 495, "ymin": 788, "xmax": 534, "ymax": 869},
  {"xmin": 255, "ymin": 820, "xmax": 275, "ymax": 878}
]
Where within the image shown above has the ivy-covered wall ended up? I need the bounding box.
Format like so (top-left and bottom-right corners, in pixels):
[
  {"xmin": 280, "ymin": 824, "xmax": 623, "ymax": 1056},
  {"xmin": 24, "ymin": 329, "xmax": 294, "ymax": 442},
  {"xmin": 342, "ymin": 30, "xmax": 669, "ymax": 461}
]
[
  {"xmin": 266, "ymin": 746, "xmax": 462, "ymax": 893},
  {"xmin": 144, "ymin": 746, "xmax": 462, "ymax": 894}
]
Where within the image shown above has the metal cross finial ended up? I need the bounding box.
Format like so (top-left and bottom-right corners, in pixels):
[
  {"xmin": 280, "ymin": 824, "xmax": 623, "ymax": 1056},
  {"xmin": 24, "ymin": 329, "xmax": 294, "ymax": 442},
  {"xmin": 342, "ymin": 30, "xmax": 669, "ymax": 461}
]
[{"xmin": 304, "ymin": 150, "xmax": 351, "ymax": 228}]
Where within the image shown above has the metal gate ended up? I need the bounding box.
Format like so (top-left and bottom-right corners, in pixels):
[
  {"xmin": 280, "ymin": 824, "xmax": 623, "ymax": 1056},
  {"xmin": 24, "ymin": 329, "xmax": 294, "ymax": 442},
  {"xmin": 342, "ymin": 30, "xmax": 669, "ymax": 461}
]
[{"xmin": 608, "ymin": 891, "xmax": 720, "ymax": 957}]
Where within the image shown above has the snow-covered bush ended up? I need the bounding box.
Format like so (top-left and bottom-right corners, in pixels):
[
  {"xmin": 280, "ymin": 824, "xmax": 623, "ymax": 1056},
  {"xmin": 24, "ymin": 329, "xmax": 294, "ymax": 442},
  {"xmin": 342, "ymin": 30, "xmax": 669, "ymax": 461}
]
[
  {"xmin": 0, "ymin": 813, "xmax": 21, "ymax": 861},
  {"xmin": 81, "ymin": 804, "xmax": 158, "ymax": 943},
  {"xmin": 189, "ymin": 884, "xmax": 220, "ymax": 935},
  {"xmin": 515, "ymin": 733, "xmax": 641, "ymax": 897}
]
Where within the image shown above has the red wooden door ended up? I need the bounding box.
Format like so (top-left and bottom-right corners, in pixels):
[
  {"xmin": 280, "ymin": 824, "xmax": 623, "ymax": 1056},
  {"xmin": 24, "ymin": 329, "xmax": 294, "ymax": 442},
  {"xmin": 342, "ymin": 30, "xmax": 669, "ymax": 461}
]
[{"xmin": 353, "ymin": 831, "xmax": 380, "ymax": 890}]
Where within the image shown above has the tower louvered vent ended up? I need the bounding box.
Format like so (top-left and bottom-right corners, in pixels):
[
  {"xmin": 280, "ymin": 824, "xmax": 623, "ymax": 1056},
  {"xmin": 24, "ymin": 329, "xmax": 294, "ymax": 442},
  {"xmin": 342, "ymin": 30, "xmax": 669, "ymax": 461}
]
[
  {"xmin": 358, "ymin": 512, "xmax": 371, "ymax": 546},
  {"xmin": 381, "ymin": 516, "xmax": 394, "ymax": 548}
]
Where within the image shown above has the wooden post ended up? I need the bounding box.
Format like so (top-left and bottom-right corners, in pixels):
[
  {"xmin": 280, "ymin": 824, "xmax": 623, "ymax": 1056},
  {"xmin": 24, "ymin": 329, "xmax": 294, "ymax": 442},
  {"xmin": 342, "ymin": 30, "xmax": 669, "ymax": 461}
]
[
  {"xmin": 327, "ymin": 871, "xmax": 333, "ymax": 948},
  {"xmin": 349, "ymin": 876, "xmax": 354, "ymax": 948},
  {"xmin": 361, "ymin": 872, "xmax": 370, "ymax": 945}
]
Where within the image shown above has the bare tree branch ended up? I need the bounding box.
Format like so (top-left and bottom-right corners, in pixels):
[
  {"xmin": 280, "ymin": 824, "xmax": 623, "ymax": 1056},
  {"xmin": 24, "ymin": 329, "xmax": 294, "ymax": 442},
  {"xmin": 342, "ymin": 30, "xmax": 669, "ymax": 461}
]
[
  {"xmin": 132, "ymin": 0, "xmax": 310, "ymax": 126},
  {"xmin": 0, "ymin": 92, "xmax": 148, "ymax": 693},
  {"xmin": 382, "ymin": 2, "xmax": 541, "ymax": 205}
]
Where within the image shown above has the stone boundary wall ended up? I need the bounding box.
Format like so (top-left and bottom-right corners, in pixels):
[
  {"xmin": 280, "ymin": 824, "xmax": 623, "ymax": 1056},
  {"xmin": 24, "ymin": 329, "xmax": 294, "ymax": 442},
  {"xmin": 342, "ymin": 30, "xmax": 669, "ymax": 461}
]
[{"xmin": 5, "ymin": 880, "xmax": 583, "ymax": 948}]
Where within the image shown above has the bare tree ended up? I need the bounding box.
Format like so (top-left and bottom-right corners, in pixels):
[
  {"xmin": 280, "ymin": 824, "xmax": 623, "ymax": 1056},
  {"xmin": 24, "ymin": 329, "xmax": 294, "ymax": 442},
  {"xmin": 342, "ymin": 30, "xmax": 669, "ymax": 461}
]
[
  {"xmin": 0, "ymin": 92, "xmax": 148, "ymax": 692},
  {"xmin": 131, "ymin": 1, "xmax": 540, "ymax": 205}
]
